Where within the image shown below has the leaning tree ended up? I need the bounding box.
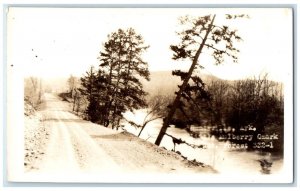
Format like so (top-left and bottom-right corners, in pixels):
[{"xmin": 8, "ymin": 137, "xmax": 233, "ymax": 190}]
[{"xmin": 155, "ymin": 14, "xmax": 247, "ymax": 146}]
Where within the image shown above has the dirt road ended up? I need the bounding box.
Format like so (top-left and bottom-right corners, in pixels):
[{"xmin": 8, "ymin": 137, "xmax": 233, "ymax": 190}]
[{"xmin": 24, "ymin": 93, "xmax": 214, "ymax": 181}]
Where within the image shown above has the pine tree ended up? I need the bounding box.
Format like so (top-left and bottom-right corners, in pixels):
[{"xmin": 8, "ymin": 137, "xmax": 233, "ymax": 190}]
[
  {"xmin": 97, "ymin": 28, "xmax": 150, "ymax": 129},
  {"xmin": 155, "ymin": 14, "xmax": 246, "ymax": 146},
  {"xmin": 79, "ymin": 66, "xmax": 100, "ymax": 122},
  {"xmin": 168, "ymin": 70, "xmax": 212, "ymax": 129}
]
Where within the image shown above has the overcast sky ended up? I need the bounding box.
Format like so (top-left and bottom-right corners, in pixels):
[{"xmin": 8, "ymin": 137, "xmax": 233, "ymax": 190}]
[{"xmin": 7, "ymin": 8, "xmax": 292, "ymax": 82}]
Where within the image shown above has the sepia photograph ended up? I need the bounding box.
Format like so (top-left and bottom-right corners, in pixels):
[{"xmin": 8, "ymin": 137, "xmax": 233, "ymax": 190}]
[{"xmin": 5, "ymin": 6, "xmax": 294, "ymax": 184}]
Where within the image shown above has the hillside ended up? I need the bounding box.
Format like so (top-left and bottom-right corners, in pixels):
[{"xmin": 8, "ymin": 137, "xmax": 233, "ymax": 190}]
[{"xmin": 141, "ymin": 71, "xmax": 220, "ymax": 97}]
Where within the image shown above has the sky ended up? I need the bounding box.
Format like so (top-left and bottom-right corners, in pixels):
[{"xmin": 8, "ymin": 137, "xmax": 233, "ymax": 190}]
[{"xmin": 7, "ymin": 8, "xmax": 293, "ymax": 82}]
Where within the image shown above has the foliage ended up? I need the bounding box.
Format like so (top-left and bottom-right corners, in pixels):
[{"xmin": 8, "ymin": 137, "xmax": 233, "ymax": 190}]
[
  {"xmin": 80, "ymin": 28, "xmax": 150, "ymax": 129},
  {"xmin": 170, "ymin": 70, "xmax": 212, "ymax": 129},
  {"xmin": 155, "ymin": 14, "xmax": 246, "ymax": 146},
  {"xmin": 79, "ymin": 66, "xmax": 100, "ymax": 121}
]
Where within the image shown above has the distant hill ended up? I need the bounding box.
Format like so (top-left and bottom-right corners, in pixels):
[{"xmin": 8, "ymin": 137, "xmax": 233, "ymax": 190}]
[
  {"xmin": 141, "ymin": 71, "xmax": 179, "ymax": 97},
  {"xmin": 142, "ymin": 71, "xmax": 220, "ymax": 97},
  {"xmin": 38, "ymin": 71, "xmax": 230, "ymax": 97}
]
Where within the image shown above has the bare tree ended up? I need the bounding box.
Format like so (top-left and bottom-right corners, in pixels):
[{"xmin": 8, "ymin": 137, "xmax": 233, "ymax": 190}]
[
  {"xmin": 67, "ymin": 75, "xmax": 77, "ymax": 98},
  {"xmin": 126, "ymin": 94, "xmax": 172, "ymax": 137},
  {"xmin": 226, "ymin": 74, "xmax": 283, "ymax": 133},
  {"xmin": 207, "ymin": 79, "xmax": 230, "ymax": 125},
  {"xmin": 67, "ymin": 75, "xmax": 82, "ymax": 112},
  {"xmin": 24, "ymin": 76, "xmax": 43, "ymax": 109}
]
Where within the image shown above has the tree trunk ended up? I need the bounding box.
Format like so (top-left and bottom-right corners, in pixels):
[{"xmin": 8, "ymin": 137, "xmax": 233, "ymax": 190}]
[
  {"xmin": 154, "ymin": 15, "xmax": 216, "ymax": 146},
  {"xmin": 138, "ymin": 123, "xmax": 147, "ymax": 137}
]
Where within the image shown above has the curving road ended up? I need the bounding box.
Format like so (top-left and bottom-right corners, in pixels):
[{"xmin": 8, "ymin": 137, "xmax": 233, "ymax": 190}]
[
  {"xmin": 24, "ymin": 93, "xmax": 214, "ymax": 182},
  {"xmin": 32, "ymin": 94, "xmax": 122, "ymax": 175}
]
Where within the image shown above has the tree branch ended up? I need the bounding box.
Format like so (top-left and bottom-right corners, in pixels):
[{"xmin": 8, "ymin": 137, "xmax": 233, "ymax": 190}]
[
  {"xmin": 165, "ymin": 133, "xmax": 207, "ymax": 149},
  {"xmin": 204, "ymin": 43, "xmax": 224, "ymax": 52}
]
